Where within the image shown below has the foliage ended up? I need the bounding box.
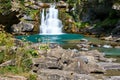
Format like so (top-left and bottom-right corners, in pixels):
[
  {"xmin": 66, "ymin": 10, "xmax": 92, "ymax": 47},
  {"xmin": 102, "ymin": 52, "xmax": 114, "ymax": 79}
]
[
  {"xmin": 39, "ymin": 44, "xmax": 49, "ymax": 50},
  {"xmin": 28, "ymin": 74, "xmax": 37, "ymax": 80},
  {"xmin": 0, "ymin": 31, "xmax": 14, "ymax": 47},
  {"xmin": 0, "ymin": 0, "xmax": 11, "ymax": 14},
  {"xmin": 0, "ymin": 51, "xmax": 4, "ymax": 64},
  {"xmin": 75, "ymin": 22, "xmax": 90, "ymax": 29},
  {"xmin": 0, "ymin": 32, "xmax": 36, "ymax": 75},
  {"xmin": 101, "ymin": 18, "xmax": 118, "ymax": 27},
  {"xmin": 0, "ymin": 66, "xmax": 23, "ymax": 74},
  {"xmin": 28, "ymin": 49, "xmax": 38, "ymax": 57}
]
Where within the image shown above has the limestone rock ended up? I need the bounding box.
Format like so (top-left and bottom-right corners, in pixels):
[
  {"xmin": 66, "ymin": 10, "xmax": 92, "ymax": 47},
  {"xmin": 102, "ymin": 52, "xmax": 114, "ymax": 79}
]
[
  {"xmin": 37, "ymin": 69, "xmax": 96, "ymax": 80},
  {"xmin": 112, "ymin": 3, "xmax": 120, "ymax": 10},
  {"xmin": 0, "ymin": 75, "xmax": 27, "ymax": 80},
  {"xmin": 47, "ymin": 48, "xmax": 64, "ymax": 59},
  {"xmin": 11, "ymin": 22, "xmax": 34, "ymax": 32},
  {"xmin": 105, "ymin": 76, "xmax": 120, "ymax": 80}
]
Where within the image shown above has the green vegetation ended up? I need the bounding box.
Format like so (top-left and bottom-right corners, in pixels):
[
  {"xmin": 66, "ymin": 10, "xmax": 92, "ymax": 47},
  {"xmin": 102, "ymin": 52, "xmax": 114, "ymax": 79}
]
[
  {"xmin": 0, "ymin": 0, "xmax": 11, "ymax": 14},
  {"xmin": 28, "ymin": 74, "xmax": 37, "ymax": 80},
  {"xmin": 0, "ymin": 66, "xmax": 23, "ymax": 74},
  {"xmin": 39, "ymin": 44, "xmax": 49, "ymax": 50},
  {"xmin": 0, "ymin": 31, "xmax": 14, "ymax": 47},
  {"xmin": 28, "ymin": 49, "xmax": 38, "ymax": 57},
  {"xmin": 0, "ymin": 32, "xmax": 38, "ymax": 80},
  {"xmin": 75, "ymin": 22, "xmax": 90, "ymax": 29}
]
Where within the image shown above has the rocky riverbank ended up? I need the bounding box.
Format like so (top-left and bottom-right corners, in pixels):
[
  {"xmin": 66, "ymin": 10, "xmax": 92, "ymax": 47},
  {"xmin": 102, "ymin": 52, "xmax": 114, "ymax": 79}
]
[{"xmin": 0, "ymin": 38, "xmax": 120, "ymax": 80}]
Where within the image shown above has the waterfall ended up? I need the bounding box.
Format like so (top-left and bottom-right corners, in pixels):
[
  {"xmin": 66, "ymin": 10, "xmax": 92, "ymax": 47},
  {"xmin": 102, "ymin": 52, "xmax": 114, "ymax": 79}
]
[{"xmin": 40, "ymin": 5, "xmax": 63, "ymax": 35}]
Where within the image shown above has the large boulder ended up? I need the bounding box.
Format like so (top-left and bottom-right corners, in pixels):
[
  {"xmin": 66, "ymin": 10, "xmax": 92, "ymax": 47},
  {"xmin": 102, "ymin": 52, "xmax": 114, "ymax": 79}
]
[{"xmin": 11, "ymin": 22, "xmax": 34, "ymax": 33}]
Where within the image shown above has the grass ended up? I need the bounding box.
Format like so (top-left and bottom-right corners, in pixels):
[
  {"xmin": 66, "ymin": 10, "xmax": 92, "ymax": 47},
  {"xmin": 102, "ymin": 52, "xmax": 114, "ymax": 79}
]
[
  {"xmin": 0, "ymin": 32, "xmax": 39, "ymax": 80},
  {"xmin": 0, "ymin": 66, "xmax": 23, "ymax": 75}
]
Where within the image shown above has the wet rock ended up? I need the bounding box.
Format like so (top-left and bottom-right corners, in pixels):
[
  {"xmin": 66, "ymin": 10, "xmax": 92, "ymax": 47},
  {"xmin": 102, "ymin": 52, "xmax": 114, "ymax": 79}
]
[
  {"xmin": 77, "ymin": 39, "xmax": 90, "ymax": 51},
  {"xmin": 103, "ymin": 45, "xmax": 113, "ymax": 48},
  {"xmin": 80, "ymin": 38, "xmax": 88, "ymax": 43},
  {"xmin": 115, "ymin": 46, "xmax": 120, "ymax": 48},
  {"xmin": 101, "ymin": 35, "xmax": 113, "ymax": 41}
]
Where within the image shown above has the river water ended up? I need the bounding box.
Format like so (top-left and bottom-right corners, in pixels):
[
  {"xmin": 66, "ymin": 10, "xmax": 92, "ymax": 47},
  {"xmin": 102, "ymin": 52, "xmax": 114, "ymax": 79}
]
[{"xmin": 16, "ymin": 33, "xmax": 120, "ymax": 56}]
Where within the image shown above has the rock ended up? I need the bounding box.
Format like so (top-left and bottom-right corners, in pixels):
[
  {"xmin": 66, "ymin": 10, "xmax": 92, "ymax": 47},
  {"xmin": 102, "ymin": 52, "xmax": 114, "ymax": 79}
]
[
  {"xmin": 11, "ymin": 22, "xmax": 34, "ymax": 33},
  {"xmin": 11, "ymin": 0, "xmax": 21, "ymax": 12},
  {"xmin": 98, "ymin": 62, "xmax": 120, "ymax": 70},
  {"xmin": 0, "ymin": 60, "xmax": 15, "ymax": 67},
  {"xmin": 37, "ymin": 69, "xmax": 96, "ymax": 80},
  {"xmin": 64, "ymin": 57, "xmax": 89, "ymax": 74},
  {"xmin": 103, "ymin": 45, "xmax": 113, "ymax": 48},
  {"xmin": 115, "ymin": 46, "xmax": 120, "ymax": 48},
  {"xmin": 101, "ymin": 35, "xmax": 113, "ymax": 41},
  {"xmin": 29, "ymin": 0, "xmax": 35, "ymax": 4},
  {"xmin": 23, "ymin": 15, "xmax": 34, "ymax": 21},
  {"xmin": 105, "ymin": 76, "xmax": 120, "ymax": 80},
  {"xmin": 0, "ymin": 75, "xmax": 27, "ymax": 80},
  {"xmin": 29, "ymin": 5, "xmax": 40, "ymax": 9},
  {"xmin": 112, "ymin": 3, "xmax": 120, "ymax": 10},
  {"xmin": 37, "ymin": 2, "xmax": 49, "ymax": 8},
  {"xmin": 80, "ymin": 38, "xmax": 88, "ymax": 43},
  {"xmin": 81, "ymin": 47, "xmax": 89, "ymax": 51},
  {"xmin": 38, "ymin": 50, "xmax": 47, "ymax": 56},
  {"xmin": 57, "ymin": 1, "xmax": 68, "ymax": 8},
  {"xmin": 105, "ymin": 58, "xmax": 117, "ymax": 63},
  {"xmin": 80, "ymin": 50, "xmax": 105, "ymax": 60},
  {"xmin": 47, "ymin": 47, "xmax": 64, "ymax": 59},
  {"xmin": 64, "ymin": 55, "xmax": 105, "ymax": 74},
  {"xmin": 115, "ymin": 38, "xmax": 120, "ymax": 42},
  {"xmin": 24, "ymin": 3, "xmax": 29, "ymax": 7},
  {"xmin": 32, "ymin": 57, "xmax": 62, "ymax": 71}
]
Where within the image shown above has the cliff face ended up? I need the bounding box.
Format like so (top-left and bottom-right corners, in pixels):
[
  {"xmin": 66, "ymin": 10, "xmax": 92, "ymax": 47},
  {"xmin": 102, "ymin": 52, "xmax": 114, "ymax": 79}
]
[
  {"xmin": 67, "ymin": 0, "xmax": 120, "ymax": 21},
  {"xmin": 67, "ymin": 0, "xmax": 120, "ymax": 36}
]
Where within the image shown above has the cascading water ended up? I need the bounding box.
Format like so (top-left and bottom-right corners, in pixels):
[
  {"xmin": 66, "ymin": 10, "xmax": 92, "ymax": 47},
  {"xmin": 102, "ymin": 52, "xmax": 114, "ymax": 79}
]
[{"xmin": 40, "ymin": 5, "xmax": 63, "ymax": 35}]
